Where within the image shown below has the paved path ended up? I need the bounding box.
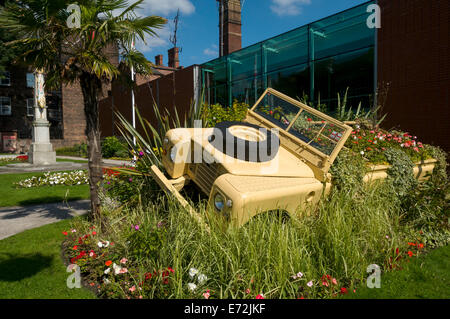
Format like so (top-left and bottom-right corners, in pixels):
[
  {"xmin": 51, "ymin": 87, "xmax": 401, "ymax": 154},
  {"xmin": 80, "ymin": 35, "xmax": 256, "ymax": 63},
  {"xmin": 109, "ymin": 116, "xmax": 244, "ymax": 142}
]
[
  {"xmin": 55, "ymin": 155, "xmax": 133, "ymax": 166},
  {"xmin": 0, "ymin": 200, "xmax": 90, "ymax": 240}
]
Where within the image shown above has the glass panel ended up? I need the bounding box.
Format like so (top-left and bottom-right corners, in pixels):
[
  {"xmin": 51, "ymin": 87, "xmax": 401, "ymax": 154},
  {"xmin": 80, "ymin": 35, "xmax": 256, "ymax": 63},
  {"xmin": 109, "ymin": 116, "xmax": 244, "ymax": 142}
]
[
  {"xmin": 210, "ymin": 84, "xmax": 228, "ymax": 107},
  {"xmin": 0, "ymin": 72, "xmax": 11, "ymax": 86},
  {"xmin": 231, "ymin": 76, "xmax": 263, "ymax": 106},
  {"xmin": 0, "ymin": 96, "xmax": 11, "ymax": 115},
  {"xmin": 229, "ymin": 44, "xmax": 261, "ymax": 82},
  {"xmin": 288, "ymin": 112, "xmax": 346, "ymax": 155},
  {"xmin": 26, "ymin": 73, "xmax": 35, "ymax": 88},
  {"xmin": 267, "ymin": 63, "xmax": 310, "ymax": 100},
  {"xmin": 203, "ymin": 56, "xmax": 228, "ymax": 86},
  {"xmin": 311, "ymin": 4, "xmax": 375, "ymax": 60},
  {"xmin": 264, "ymin": 26, "xmax": 308, "ymax": 72},
  {"xmin": 314, "ymin": 47, "xmax": 374, "ymax": 111},
  {"xmin": 27, "ymin": 98, "xmax": 34, "ymax": 116},
  {"xmin": 254, "ymin": 93, "xmax": 300, "ymax": 130}
]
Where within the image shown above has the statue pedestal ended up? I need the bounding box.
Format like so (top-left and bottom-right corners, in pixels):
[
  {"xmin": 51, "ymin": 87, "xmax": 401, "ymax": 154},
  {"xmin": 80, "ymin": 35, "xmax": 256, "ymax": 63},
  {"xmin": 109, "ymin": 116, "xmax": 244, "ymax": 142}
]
[{"xmin": 28, "ymin": 119, "xmax": 56, "ymax": 165}]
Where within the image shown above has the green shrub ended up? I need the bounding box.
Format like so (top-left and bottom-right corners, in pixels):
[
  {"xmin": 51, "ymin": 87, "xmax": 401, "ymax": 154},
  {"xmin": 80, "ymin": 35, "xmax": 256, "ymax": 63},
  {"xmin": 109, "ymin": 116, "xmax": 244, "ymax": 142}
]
[
  {"xmin": 201, "ymin": 100, "xmax": 248, "ymax": 127},
  {"xmin": 56, "ymin": 143, "xmax": 88, "ymax": 157},
  {"xmin": 101, "ymin": 136, "xmax": 129, "ymax": 159},
  {"xmin": 127, "ymin": 222, "xmax": 166, "ymax": 262}
]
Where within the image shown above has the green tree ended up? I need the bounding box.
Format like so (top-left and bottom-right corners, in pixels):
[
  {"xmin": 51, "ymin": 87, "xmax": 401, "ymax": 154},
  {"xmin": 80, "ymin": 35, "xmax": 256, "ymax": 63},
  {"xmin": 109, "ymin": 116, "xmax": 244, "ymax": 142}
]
[{"xmin": 0, "ymin": 0, "xmax": 166, "ymax": 222}]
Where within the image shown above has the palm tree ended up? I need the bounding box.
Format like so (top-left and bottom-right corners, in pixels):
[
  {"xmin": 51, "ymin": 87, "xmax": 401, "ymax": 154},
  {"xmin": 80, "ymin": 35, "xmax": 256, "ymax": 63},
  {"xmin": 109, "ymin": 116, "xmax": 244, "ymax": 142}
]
[{"xmin": 0, "ymin": 0, "xmax": 166, "ymax": 222}]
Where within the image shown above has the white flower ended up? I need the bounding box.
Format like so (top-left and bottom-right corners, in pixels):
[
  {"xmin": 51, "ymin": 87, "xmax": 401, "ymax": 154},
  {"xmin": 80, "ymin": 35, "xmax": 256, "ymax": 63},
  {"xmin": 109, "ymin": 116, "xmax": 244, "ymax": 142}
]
[
  {"xmin": 197, "ymin": 274, "xmax": 208, "ymax": 284},
  {"xmin": 187, "ymin": 283, "xmax": 197, "ymax": 291},
  {"xmin": 189, "ymin": 268, "xmax": 199, "ymax": 278},
  {"xmin": 103, "ymin": 278, "xmax": 111, "ymax": 284},
  {"xmin": 296, "ymin": 272, "xmax": 303, "ymax": 279},
  {"xmin": 104, "ymin": 268, "xmax": 111, "ymax": 275},
  {"xmin": 97, "ymin": 241, "xmax": 103, "ymax": 248},
  {"xmin": 113, "ymin": 263, "xmax": 122, "ymax": 275},
  {"xmin": 360, "ymin": 151, "xmax": 365, "ymax": 155}
]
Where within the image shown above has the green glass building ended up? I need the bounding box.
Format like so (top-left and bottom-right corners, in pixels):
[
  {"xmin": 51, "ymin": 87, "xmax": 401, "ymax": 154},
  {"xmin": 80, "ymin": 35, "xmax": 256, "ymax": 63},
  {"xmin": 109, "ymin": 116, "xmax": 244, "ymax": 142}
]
[{"xmin": 201, "ymin": 1, "xmax": 376, "ymax": 112}]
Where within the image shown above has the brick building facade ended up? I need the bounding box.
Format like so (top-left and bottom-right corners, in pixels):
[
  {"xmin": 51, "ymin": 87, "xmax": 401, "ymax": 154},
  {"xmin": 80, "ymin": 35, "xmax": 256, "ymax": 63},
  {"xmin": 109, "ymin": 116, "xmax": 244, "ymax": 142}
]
[{"xmin": 377, "ymin": 0, "xmax": 450, "ymax": 154}]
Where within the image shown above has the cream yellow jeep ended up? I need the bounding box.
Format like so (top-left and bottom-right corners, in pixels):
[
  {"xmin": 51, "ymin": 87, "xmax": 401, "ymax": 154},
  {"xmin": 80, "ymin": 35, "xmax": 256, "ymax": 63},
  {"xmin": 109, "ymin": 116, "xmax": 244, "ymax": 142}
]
[{"xmin": 150, "ymin": 88, "xmax": 352, "ymax": 227}]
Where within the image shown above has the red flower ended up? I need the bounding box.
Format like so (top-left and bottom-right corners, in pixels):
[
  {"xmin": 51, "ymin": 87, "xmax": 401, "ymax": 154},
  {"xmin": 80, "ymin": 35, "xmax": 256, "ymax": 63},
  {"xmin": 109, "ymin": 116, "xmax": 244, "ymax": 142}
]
[
  {"xmin": 92, "ymin": 231, "xmax": 97, "ymax": 235},
  {"xmin": 62, "ymin": 231, "xmax": 68, "ymax": 236},
  {"xmin": 73, "ymin": 245, "xmax": 78, "ymax": 250},
  {"xmin": 340, "ymin": 287, "xmax": 348, "ymax": 294},
  {"xmin": 407, "ymin": 251, "xmax": 414, "ymax": 257},
  {"xmin": 408, "ymin": 242, "xmax": 416, "ymax": 246},
  {"xmin": 418, "ymin": 243, "xmax": 424, "ymax": 249},
  {"xmin": 255, "ymin": 294, "xmax": 265, "ymax": 299},
  {"xmin": 395, "ymin": 248, "xmax": 399, "ymax": 255},
  {"xmin": 105, "ymin": 260, "xmax": 112, "ymax": 266},
  {"xmin": 307, "ymin": 118, "xmax": 312, "ymax": 122}
]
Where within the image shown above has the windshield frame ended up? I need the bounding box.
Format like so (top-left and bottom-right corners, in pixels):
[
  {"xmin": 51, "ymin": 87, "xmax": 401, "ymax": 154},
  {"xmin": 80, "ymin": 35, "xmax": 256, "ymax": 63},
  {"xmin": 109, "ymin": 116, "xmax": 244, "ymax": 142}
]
[{"xmin": 248, "ymin": 88, "xmax": 353, "ymax": 177}]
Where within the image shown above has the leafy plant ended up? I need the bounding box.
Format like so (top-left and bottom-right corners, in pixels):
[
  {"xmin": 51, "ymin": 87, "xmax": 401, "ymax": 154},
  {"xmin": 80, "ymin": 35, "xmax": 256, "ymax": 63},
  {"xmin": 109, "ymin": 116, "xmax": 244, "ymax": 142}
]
[
  {"xmin": 384, "ymin": 148, "xmax": 417, "ymax": 197},
  {"xmin": 56, "ymin": 143, "xmax": 88, "ymax": 157},
  {"xmin": 200, "ymin": 100, "xmax": 249, "ymax": 128},
  {"xmin": 101, "ymin": 136, "xmax": 129, "ymax": 159},
  {"xmin": 127, "ymin": 223, "xmax": 166, "ymax": 261}
]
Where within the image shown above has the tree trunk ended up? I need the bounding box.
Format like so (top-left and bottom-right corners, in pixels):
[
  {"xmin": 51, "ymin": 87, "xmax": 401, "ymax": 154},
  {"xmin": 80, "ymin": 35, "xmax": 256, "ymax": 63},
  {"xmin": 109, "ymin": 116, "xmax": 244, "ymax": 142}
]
[{"xmin": 80, "ymin": 72, "xmax": 103, "ymax": 223}]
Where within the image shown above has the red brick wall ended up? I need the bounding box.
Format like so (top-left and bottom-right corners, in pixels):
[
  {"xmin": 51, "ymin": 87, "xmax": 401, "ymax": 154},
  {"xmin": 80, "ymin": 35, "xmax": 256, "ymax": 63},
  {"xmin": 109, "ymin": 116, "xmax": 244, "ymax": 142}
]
[
  {"xmin": 378, "ymin": 0, "xmax": 450, "ymax": 154},
  {"xmin": 59, "ymin": 43, "xmax": 119, "ymax": 147},
  {"xmin": 99, "ymin": 65, "xmax": 197, "ymax": 138}
]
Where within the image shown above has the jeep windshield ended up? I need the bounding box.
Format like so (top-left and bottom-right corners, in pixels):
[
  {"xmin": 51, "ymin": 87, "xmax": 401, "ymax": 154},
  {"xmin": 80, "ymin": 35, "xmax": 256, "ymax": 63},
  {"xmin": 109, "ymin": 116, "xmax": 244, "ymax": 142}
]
[{"xmin": 251, "ymin": 89, "xmax": 350, "ymax": 157}]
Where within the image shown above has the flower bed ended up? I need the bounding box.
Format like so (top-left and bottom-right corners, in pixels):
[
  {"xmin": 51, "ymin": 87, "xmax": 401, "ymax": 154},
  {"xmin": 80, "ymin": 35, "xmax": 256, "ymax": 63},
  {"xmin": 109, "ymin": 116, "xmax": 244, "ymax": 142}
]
[
  {"xmin": 15, "ymin": 170, "xmax": 89, "ymax": 188},
  {"xmin": 0, "ymin": 155, "xmax": 28, "ymax": 166},
  {"xmin": 346, "ymin": 125, "xmax": 433, "ymax": 164}
]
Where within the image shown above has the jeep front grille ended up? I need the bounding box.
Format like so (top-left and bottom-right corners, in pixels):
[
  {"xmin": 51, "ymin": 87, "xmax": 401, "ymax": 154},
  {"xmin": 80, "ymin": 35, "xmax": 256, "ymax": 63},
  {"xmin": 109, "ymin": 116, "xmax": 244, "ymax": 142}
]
[{"xmin": 193, "ymin": 163, "xmax": 218, "ymax": 195}]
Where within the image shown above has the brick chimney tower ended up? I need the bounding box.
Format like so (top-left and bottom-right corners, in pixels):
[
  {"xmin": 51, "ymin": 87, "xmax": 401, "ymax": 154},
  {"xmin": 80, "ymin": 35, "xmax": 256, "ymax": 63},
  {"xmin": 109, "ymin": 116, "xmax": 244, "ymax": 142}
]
[
  {"xmin": 155, "ymin": 54, "xmax": 163, "ymax": 66},
  {"xmin": 217, "ymin": 0, "xmax": 242, "ymax": 56},
  {"xmin": 168, "ymin": 47, "xmax": 180, "ymax": 69}
]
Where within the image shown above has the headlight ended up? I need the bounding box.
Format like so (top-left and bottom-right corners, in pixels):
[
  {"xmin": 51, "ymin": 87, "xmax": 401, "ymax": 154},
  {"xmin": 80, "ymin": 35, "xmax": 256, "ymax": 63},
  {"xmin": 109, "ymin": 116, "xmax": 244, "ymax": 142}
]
[
  {"xmin": 214, "ymin": 193, "xmax": 225, "ymax": 211},
  {"xmin": 169, "ymin": 147, "xmax": 177, "ymax": 162}
]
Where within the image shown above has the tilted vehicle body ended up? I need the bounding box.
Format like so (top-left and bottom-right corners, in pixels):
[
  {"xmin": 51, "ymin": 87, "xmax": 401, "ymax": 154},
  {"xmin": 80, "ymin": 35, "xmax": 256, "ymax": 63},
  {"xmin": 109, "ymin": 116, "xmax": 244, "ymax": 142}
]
[{"xmin": 150, "ymin": 88, "xmax": 354, "ymax": 227}]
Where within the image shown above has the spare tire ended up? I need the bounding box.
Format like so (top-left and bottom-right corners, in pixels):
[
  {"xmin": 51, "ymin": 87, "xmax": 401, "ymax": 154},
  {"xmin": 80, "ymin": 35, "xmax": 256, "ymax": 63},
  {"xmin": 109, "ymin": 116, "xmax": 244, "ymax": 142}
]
[{"xmin": 208, "ymin": 121, "xmax": 280, "ymax": 162}]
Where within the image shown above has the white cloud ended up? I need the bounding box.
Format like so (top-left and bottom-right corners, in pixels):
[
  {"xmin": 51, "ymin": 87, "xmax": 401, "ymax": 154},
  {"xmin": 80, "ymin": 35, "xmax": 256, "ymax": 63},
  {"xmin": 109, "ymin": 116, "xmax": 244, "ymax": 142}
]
[
  {"xmin": 128, "ymin": 0, "xmax": 195, "ymax": 53},
  {"xmin": 203, "ymin": 44, "xmax": 218, "ymax": 57},
  {"xmin": 138, "ymin": 0, "xmax": 195, "ymax": 16},
  {"xmin": 270, "ymin": 0, "xmax": 311, "ymax": 16}
]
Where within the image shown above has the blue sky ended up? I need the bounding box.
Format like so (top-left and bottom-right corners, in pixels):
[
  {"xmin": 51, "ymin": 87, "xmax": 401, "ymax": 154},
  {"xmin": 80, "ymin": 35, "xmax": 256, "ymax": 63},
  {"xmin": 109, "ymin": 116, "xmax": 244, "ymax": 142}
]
[{"xmin": 135, "ymin": 0, "xmax": 369, "ymax": 67}]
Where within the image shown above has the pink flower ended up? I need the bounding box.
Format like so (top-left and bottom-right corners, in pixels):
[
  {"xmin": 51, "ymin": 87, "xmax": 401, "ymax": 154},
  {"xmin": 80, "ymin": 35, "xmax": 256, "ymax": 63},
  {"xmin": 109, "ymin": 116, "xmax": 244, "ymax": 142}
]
[
  {"xmin": 203, "ymin": 290, "xmax": 211, "ymax": 299},
  {"xmin": 331, "ymin": 278, "xmax": 337, "ymax": 285},
  {"xmin": 119, "ymin": 268, "xmax": 128, "ymax": 274},
  {"xmin": 120, "ymin": 258, "xmax": 128, "ymax": 264},
  {"xmin": 256, "ymin": 294, "xmax": 265, "ymax": 299},
  {"xmin": 129, "ymin": 285, "xmax": 136, "ymax": 292},
  {"xmin": 322, "ymin": 281, "xmax": 329, "ymax": 287},
  {"xmin": 245, "ymin": 289, "xmax": 251, "ymax": 294},
  {"xmin": 307, "ymin": 281, "xmax": 313, "ymax": 287}
]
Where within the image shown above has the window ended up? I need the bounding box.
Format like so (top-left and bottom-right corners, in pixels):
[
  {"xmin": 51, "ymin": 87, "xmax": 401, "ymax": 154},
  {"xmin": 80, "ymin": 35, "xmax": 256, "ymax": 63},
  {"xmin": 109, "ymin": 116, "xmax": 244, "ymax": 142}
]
[
  {"xmin": 0, "ymin": 72, "xmax": 11, "ymax": 86},
  {"xmin": 27, "ymin": 98, "xmax": 34, "ymax": 117},
  {"xmin": 26, "ymin": 73, "xmax": 35, "ymax": 88},
  {"xmin": 0, "ymin": 97, "xmax": 12, "ymax": 115}
]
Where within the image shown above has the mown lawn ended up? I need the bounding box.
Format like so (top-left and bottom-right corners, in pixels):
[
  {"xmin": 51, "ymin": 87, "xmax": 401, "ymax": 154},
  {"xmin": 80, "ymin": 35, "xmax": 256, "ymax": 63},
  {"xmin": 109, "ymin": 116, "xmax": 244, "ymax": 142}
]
[
  {"xmin": 0, "ymin": 172, "xmax": 89, "ymax": 207},
  {"xmin": 0, "ymin": 218, "xmax": 96, "ymax": 299},
  {"xmin": 343, "ymin": 244, "xmax": 450, "ymax": 299}
]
